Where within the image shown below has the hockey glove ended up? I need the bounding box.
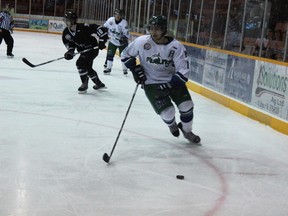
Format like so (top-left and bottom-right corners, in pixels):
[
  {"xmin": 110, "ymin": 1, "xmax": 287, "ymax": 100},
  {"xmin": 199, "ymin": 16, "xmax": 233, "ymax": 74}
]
[
  {"xmin": 98, "ymin": 40, "xmax": 106, "ymax": 50},
  {"xmin": 64, "ymin": 50, "xmax": 74, "ymax": 60},
  {"xmin": 96, "ymin": 26, "xmax": 108, "ymax": 39},
  {"xmin": 119, "ymin": 35, "xmax": 128, "ymax": 46},
  {"xmin": 156, "ymin": 72, "xmax": 188, "ymax": 99},
  {"xmin": 170, "ymin": 72, "xmax": 188, "ymax": 88},
  {"xmin": 131, "ymin": 65, "xmax": 146, "ymax": 84}
]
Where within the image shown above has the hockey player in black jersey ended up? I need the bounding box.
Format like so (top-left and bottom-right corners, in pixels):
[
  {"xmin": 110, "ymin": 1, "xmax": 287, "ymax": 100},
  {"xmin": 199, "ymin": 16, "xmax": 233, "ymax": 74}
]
[{"xmin": 62, "ymin": 12, "xmax": 108, "ymax": 93}]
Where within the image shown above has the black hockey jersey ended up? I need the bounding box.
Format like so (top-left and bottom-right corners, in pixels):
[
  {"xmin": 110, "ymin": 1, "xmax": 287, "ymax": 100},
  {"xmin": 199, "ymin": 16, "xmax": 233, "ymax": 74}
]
[{"xmin": 62, "ymin": 23, "xmax": 108, "ymax": 52}]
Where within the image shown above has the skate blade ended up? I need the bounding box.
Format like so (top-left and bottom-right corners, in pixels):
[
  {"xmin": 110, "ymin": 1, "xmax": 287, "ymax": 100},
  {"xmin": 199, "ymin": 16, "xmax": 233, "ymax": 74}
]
[
  {"xmin": 78, "ymin": 90, "xmax": 87, "ymax": 94},
  {"xmin": 93, "ymin": 86, "xmax": 107, "ymax": 90}
]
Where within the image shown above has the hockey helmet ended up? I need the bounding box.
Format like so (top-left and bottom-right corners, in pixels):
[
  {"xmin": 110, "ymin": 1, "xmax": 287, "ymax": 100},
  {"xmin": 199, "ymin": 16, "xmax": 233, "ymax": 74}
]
[
  {"xmin": 114, "ymin": 9, "xmax": 124, "ymax": 16},
  {"xmin": 64, "ymin": 11, "xmax": 78, "ymax": 22},
  {"xmin": 148, "ymin": 15, "xmax": 167, "ymax": 30}
]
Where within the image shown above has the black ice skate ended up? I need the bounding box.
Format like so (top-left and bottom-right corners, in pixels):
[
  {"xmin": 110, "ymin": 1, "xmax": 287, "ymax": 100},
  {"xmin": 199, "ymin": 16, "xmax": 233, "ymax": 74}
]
[
  {"xmin": 178, "ymin": 122, "xmax": 201, "ymax": 144},
  {"xmin": 7, "ymin": 53, "xmax": 14, "ymax": 58},
  {"xmin": 78, "ymin": 83, "xmax": 88, "ymax": 94},
  {"xmin": 103, "ymin": 68, "xmax": 111, "ymax": 75},
  {"xmin": 123, "ymin": 69, "xmax": 128, "ymax": 75},
  {"xmin": 93, "ymin": 82, "xmax": 106, "ymax": 90},
  {"xmin": 169, "ymin": 123, "xmax": 180, "ymax": 137}
]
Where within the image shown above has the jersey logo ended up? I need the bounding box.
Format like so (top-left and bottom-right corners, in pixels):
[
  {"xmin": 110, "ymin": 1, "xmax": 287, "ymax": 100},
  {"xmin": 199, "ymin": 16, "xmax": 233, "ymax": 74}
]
[
  {"xmin": 65, "ymin": 34, "xmax": 72, "ymax": 41},
  {"xmin": 144, "ymin": 43, "xmax": 151, "ymax": 50},
  {"xmin": 110, "ymin": 29, "xmax": 121, "ymax": 37},
  {"xmin": 146, "ymin": 53, "xmax": 173, "ymax": 67}
]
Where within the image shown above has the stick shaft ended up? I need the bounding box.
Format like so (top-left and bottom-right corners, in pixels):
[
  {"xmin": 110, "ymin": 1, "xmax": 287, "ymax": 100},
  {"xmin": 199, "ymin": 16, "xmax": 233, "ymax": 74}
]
[
  {"xmin": 22, "ymin": 46, "xmax": 98, "ymax": 68},
  {"xmin": 106, "ymin": 83, "xmax": 140, "ymax": 162}
]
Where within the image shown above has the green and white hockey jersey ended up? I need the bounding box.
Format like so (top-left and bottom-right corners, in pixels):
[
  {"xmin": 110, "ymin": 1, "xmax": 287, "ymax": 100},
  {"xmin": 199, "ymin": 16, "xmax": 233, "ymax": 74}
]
[
  {"xmin": 121, "ymin": 35, "xmax": 190, "ymax": 85},
  {"xmin": 104, "ymin": 17, "xmax": 130, "ymax": 47}
]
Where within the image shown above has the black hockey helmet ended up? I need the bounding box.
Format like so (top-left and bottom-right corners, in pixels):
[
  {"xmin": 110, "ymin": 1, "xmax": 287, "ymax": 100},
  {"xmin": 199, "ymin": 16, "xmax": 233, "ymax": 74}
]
[
  {"xmin": 64, "ymin": 11, "xmax": 78, "ymax": 22},
  {"xmin": 147, "ymin": 15, "xmax": 167, "ymax": 31},
  {"xmin": 147, "ymin": 15, "xmax": 168, "ymax": 38},
  {"xmin": 114, "ymin": 9, "xmax": 124, "ymax": 16}
]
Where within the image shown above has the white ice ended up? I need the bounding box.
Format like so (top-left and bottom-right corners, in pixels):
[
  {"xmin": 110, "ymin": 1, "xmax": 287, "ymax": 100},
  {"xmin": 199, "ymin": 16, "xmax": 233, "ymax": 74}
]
[{"xmin": 1, "ymin": 31, "xmax": 288, "ymax": 216}]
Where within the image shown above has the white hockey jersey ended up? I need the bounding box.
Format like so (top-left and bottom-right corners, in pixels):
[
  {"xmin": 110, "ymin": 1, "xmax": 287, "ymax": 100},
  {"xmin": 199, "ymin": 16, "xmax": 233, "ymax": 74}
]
[
  {"xmin": 121, "ymin": 35, "xmax": 191, "ymax": 85},
  {"xmin": 104, "ymin": 17, "xmax": 130, "ymax": 46}
]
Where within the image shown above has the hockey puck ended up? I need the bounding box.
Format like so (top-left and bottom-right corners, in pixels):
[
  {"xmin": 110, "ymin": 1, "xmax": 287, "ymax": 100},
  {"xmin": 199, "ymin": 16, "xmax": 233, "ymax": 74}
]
[{"xmin": 176, "ymin": 175, "xmax": 184, "ymax": 180}]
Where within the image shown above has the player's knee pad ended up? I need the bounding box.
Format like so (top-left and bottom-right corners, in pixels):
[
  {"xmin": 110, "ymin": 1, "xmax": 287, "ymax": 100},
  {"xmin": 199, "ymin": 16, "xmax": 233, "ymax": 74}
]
[
  {"xmin": 160, "ymin": 106, "xmax": 176, "ymax": 124},
  {"xmin": 178, "ymin": 100, "xmax": 194, "ymax": 123}
]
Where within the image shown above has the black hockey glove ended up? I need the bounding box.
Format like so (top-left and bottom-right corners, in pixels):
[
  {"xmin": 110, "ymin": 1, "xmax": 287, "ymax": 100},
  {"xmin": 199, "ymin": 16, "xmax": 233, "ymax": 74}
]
[
  {"xmin": 170, "ymin": 72, "xmax": 188, "ymax": 88},
  {"xmin": 98, "ymin": 40, "xmax": 106, "ymax": 50},
  {"xmin": 157, "ymin": 72, "xmax": 188, "ymax": 98},
  {"xmin": 64, "ymin": 50, "xmax": 74, "ymax": 60},
  {"xmin": 119, "ymin": 35, "xmax": 128, "ymax": 46},
  {"xmin": 96, "ymin": 26, "xmax": 108, "ymax": 39},
  {"xmin": 131, "ymin": 65, "xmax": 146, "ymax": 84},
  {"xmin": 158, "ymin": 72, "xmax": 188, "ymax": 90}
]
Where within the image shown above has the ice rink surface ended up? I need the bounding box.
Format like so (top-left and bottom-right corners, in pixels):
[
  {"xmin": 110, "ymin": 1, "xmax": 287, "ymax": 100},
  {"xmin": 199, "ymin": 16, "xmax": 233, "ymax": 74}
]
[{"xmin": 1, "ymin": 31, "xmax": 288, "ymax": 216}]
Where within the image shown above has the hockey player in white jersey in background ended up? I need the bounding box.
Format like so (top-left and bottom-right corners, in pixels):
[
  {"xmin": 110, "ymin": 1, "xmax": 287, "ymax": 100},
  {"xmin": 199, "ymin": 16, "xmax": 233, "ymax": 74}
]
[
  {"xmin": 103, "ymin": 9, "xmax": 130, "ymax": 75},
  {"xmin": 121, "ymin": 15, "xmax": 201, "ymax": 144}
]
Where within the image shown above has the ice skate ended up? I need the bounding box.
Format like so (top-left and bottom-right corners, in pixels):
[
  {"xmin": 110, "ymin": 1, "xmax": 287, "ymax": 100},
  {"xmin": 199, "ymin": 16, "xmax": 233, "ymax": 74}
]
[
  {"xmin": 169, "ymin": 122, "xmax": 180, "ymax": 137},
  {"xmin": 93, "ymin": 82, "xmax": 106, "ymax": 90},
  {"xmin": 78, "ymin": 83, "xmax": 88, "ymax": 94},
  {"xmin": 123, "ymin": 69, "xmax": 128, "ymax": 75},
  {"xmin": 178, "ymin": 123, "xmax": 201, "ymax": 144},
  {"xmin": 7, "ymin": 53, "xmax": 14, "ymax": 58},
  {"xmin": 103, "ymin": 68, "xmax": 111, "ymax": 75}
]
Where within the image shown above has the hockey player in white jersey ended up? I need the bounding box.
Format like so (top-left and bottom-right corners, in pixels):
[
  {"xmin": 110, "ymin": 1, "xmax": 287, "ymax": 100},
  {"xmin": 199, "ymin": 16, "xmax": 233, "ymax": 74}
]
[
  {"xmin": 121, "ymin": 15, "xmax": 201, "ymax": 144},
  {"xmin": 103, "ymin": 9, "xmax": 130, "ymax": 75}
]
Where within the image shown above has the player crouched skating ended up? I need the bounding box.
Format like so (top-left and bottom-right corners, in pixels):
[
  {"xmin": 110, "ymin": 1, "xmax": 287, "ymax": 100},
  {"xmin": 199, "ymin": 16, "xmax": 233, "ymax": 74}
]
[
  {"xmin": 62, "ymin": 12, "xmax": 108, "ymax": 94},
  {"xmin": 121, "ymin": 15, "xmax": 201, "ymax": 144}
]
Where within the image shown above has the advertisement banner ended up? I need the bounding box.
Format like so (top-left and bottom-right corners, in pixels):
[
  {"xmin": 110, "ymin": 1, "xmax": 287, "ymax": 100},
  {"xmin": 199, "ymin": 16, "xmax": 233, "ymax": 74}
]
[
  {"xmin": 202, "ymin": 50, "xmax": 227, "ymax": 93},
  {"xmin": 186, "ymin": 46, "xmax": 206, "ymax": 84},
  {"xmin": 224, "ymin": 55, "xmax": 255, "ymax": 103},
  {"xmin": 14, "ymin": 18, "xmax": 29, "ymax": 28},
  {"xmin": 251, "ymin": 61, "xmax": 288, "ymax": 120},
  {"xmin": 29, "ymin": 19, "xmax": 48, "ymax": 30},
  {"xmin": 48, "ymin": 20, "xmax": 65, "ymax": 32}
]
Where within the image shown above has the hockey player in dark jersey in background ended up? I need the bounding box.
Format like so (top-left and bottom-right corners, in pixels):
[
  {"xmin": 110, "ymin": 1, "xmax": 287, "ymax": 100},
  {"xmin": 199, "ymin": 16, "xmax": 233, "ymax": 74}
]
[
  {"xmin": 62, "ymin": 11, "xmax": 108, "ymax": 93},
  {"xmin": 0, "ymin": 3, "xmax": 14, "ymax": 58}
]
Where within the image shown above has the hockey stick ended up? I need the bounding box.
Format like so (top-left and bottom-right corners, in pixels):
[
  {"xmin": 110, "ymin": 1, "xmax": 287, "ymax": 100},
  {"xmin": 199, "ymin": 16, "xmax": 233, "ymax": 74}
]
[
  {"xmin": 103, "ymin": 82, "xmax": 140, "ymax": 163},
  {"xmin": 22, "ymin": 46, "xmax": 98, "ymax": 68}
]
